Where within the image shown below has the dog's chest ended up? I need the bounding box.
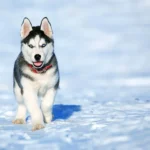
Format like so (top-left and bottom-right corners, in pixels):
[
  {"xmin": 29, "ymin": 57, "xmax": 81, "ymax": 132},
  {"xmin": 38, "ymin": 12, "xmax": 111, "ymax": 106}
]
[
  {"xmin": 36, "ymin": 73, "xmax": 52, "ymax": 96},
  {"xmin": 23, "ymin": 66, "xmax": 58, "ymax": 96},
  {"xmin": 35, "ymin": 69, "xmax": 58, "ymax": 96}
]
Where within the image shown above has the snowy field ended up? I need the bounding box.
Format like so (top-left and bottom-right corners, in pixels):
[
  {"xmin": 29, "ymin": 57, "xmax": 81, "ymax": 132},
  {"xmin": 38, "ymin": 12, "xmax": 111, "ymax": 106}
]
[{"xmin": 0, "ymin": 0, "xmax": 150, "ymax": 149}]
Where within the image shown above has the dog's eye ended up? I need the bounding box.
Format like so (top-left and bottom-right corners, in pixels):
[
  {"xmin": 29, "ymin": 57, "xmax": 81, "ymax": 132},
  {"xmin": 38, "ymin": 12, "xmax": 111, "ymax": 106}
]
[
  {"xmin": 28, "ymin": 44, "xmax": 34, "ymax": 48},
  {"xmin": 41, "ymin": 44, "xmax": 46, "ymax": 48}
]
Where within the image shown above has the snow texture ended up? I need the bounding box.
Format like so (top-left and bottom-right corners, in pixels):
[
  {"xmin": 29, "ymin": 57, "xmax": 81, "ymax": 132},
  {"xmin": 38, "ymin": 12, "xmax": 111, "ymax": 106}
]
[{"xmin": 0, "ymin": 0, "xmax": 150, "ymax": 149}]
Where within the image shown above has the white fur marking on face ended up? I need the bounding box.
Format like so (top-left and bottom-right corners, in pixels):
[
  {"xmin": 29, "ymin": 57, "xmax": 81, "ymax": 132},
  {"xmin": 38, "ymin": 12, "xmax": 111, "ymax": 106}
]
[
  {"xmin": 44, "ymin": 43, "xmax": 53, "ymax": 64},
  {"xmin": 39, "ymin": 38, "xmax": 46, "ymax": 46},
  {"xmin": 22, "ymin": 35, "xmax": 54, "ymax": 65},
  {"xmin": 34, "ymin": 35, "xmax": 40, "ymax": 49},
  {"xmin": 29, "ymin": 39, "xmax": 35, "ymax": 47}
]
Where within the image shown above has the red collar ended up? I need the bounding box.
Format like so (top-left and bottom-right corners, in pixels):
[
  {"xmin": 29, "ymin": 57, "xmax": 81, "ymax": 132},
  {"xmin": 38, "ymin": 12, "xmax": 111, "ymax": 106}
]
[{"xmin": 28, "ymin": 63, "xmax": 52, "ymax": 74}]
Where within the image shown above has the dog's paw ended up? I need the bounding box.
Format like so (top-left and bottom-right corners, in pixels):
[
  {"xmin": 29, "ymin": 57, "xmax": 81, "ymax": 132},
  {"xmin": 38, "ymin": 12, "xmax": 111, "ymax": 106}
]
[
  {"xmin": 12, "ymin": 119, "xmax": 25, "ymax": 124},
  {"xmin": 32, "ymin": 124, "xmax": 44, "ymax": 131},
  {"xmin": 44, "ymin": 114, "xmax": 53, "ymax": 123}
]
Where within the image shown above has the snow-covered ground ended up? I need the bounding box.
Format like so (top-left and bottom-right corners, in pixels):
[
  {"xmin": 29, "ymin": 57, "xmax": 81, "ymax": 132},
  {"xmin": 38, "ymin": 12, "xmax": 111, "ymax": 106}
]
[{"xmin": 0, "ymin": 0, "xmax": 150, "ymax": 149}]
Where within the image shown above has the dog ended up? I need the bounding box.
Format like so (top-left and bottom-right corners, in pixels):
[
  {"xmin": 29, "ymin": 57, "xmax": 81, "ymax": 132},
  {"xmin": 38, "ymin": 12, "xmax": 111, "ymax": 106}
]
[{"xmin": 12, "ymin": 17, "xmax": 59, "ymax": 131}]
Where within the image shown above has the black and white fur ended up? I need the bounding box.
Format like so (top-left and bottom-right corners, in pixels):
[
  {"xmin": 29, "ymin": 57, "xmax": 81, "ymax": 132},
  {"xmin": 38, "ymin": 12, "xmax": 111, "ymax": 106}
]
[{"xmin": 13, "ymin": 17, "xmax": 59, "ymax": 131}]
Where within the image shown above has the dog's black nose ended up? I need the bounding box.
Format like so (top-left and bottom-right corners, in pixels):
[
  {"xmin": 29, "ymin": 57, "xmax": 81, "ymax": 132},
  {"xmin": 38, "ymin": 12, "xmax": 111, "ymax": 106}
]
[{"xmin": 34, "ymin": 54, "xmax": 41, "ymax": 61}]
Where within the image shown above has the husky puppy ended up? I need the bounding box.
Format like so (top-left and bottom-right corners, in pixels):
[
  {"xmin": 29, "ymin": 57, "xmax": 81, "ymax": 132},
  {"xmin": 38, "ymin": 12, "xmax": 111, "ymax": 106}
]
[{"xmin": 13, "ymin": 17, "xmax": 59, "ymax": 131}]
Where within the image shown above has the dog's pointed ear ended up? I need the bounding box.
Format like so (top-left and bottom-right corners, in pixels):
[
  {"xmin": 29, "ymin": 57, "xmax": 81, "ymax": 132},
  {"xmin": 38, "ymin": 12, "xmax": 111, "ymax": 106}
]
[
  {"xmin": 40, "ymin": 17, "xmax": 53, "ymax": 38},
  {"xmin": 20, "ymin": 17, "xmax": 32, "ymax": 39}
]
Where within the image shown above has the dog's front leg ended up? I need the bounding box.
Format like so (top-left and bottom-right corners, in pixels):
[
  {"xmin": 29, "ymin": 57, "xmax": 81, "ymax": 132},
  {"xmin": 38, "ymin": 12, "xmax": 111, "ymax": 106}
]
[
  {"xmin": 13, "ymin": 82, "xmax": 26, "ymax": 124},
  {"xmin": 41, "ymin": 88, "xmax": 56, "ymax": 123},
  {"xmin": 23, "ymin": 85, "xmax": 44, "ymax": 131}
]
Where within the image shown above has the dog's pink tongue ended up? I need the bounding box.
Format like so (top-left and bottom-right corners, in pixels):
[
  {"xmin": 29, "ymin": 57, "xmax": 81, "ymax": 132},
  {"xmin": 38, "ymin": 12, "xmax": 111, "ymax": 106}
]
[{"xmin": 33, "ymin": 62, "xmax": 42, "ymax": 67}]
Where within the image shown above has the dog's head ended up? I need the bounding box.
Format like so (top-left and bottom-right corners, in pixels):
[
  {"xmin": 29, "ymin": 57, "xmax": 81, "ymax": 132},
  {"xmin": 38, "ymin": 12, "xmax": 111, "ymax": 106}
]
[{"xmin": 21, "ymin": 17, "xmax": 54, "ymax": 68}]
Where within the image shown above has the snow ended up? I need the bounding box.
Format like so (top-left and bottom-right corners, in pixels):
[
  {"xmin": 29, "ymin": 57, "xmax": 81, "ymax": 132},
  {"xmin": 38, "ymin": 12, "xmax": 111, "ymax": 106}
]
[{"xmin": 0, "ymin": 0, "xmax": 150, "ymax": 149}]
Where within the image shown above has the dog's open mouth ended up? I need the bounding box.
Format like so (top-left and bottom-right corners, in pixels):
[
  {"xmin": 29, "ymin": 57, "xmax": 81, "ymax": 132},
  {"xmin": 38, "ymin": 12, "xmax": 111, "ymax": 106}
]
[{"xmin": 33, "ymin": 61, "xmax": 43, "ymax": 68}]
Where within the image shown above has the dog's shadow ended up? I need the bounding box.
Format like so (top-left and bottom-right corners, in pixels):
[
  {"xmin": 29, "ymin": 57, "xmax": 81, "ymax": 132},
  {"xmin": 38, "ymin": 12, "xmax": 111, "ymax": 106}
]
[{"xmin": 52, "ymin": 104, "xmax": 81, "ymax": 121}]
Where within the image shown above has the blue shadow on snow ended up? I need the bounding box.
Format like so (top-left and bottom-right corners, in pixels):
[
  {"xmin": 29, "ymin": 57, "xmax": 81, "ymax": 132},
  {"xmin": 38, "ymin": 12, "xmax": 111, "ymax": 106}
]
[{"xmin": 52, "ymin": 104, "xmax": 81, "ymax": 121}]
